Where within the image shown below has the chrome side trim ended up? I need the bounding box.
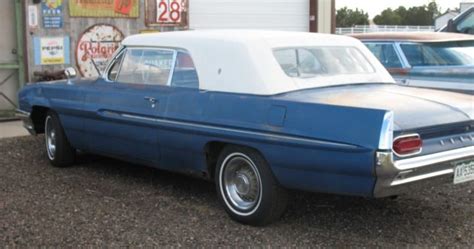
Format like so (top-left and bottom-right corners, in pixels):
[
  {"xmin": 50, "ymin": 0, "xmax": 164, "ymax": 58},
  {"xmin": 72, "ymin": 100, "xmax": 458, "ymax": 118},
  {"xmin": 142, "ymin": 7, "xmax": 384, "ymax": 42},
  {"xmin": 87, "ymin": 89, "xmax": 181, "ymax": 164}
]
[
  {"xmin": 15, "ymin": 109, "xmax": 30, "ymax": 118},
  {"xmin": 15, "ymin": 109, "xmax": 36, "ymax": 135},
  {"xmin": 104, "ymin": 111, "xmax": 359, "ymax": 150}
]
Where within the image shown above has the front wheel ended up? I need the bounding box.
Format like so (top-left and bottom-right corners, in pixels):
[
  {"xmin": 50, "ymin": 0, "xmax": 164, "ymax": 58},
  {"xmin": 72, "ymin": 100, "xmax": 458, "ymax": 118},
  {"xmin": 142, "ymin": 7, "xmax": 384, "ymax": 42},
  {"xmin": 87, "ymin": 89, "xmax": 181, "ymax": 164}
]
[
  {"xmin": 215, "ymin": 145, "xmax": 288, "ymax": 226},
  {"xmin": 44, "ymin": 111, "xmax": 75, "ymax": 167}
]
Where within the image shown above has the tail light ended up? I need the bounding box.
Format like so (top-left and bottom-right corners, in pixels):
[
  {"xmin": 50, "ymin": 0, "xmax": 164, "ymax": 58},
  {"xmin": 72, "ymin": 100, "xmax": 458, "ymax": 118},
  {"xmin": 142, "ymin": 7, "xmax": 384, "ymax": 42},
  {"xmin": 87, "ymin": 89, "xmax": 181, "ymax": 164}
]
[{"xmin": 393, "ymin": 134, "xmax": 422, "ymax": 157}]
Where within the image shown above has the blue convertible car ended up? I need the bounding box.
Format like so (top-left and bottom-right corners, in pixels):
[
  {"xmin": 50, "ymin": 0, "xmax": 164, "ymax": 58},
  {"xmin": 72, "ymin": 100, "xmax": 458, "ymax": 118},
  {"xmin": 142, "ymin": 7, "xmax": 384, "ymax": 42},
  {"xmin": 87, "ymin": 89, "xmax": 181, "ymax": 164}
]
[{"xmin": 17, "ymin": 31, "xmax": 474, "ymax": 225}]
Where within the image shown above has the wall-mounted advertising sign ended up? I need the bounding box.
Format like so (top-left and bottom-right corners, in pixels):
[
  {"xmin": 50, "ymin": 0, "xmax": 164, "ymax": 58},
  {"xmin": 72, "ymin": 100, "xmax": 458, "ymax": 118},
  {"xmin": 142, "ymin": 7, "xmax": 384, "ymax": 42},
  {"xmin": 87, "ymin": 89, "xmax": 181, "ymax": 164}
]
[
  {"xmin": 69, "ymin": 0, "xmax": 139, "ymax": 18},
  {"xmin": 76, "ymin": 24, "xmax": 124, "ymax": 77},
  {"xmin": 42, "ymin": 0, "xmax": 64, "ymax": 28},
  {"xmin": 28, "ymin": 5, "xmax": 39, "ymax": 29},
  {"xmin": 145, "ymin": 0, "xmax": 188, "ymax": 27},
  {"xmin": 33, "ymin": 36, "xmax": 70, "ymax": 65}
]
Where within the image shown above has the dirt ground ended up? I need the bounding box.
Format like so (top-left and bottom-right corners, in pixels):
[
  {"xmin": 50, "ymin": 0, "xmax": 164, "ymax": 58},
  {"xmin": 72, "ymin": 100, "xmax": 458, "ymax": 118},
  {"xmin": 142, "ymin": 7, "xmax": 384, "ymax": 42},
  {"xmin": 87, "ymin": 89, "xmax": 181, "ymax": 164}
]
[{"xmin": 1, "ymin": 136, "xmax": 473, "ymax": 247}]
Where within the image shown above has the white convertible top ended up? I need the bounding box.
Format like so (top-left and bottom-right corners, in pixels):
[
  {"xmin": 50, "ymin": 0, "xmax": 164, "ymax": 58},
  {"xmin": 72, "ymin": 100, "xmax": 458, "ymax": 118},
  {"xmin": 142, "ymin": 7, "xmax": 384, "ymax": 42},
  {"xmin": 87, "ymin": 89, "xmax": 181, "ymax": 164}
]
[{"xmin": 123, "ymin": 30, "xmax": 394, "ymax": 95}]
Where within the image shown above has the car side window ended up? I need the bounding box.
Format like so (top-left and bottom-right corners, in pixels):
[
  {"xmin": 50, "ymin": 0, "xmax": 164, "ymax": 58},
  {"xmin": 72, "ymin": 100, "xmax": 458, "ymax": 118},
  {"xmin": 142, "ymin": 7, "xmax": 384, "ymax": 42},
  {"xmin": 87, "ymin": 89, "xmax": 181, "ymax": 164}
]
[
  {"xmin": 170, "ymin": 52, "xmax": 199, "ymax": 88},
  {"xmin": 117, "ymin": 48, "xmax": 175, "ymax": 85},
  {"xmin": 365, "ymin": 43, "xmax": 403, "ymax": 68},
  {"xmin": 273, "ymin": 49, "xmax": 299, "ymax": 77}
]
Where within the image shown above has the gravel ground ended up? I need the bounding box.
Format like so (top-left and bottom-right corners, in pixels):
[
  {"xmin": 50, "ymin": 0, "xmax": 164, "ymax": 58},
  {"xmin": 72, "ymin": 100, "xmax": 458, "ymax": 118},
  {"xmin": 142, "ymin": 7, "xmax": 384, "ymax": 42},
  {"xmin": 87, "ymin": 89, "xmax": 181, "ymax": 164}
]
[{"xmin": 1, "ymin": 136, "xmax": 473, "ymax": 247}]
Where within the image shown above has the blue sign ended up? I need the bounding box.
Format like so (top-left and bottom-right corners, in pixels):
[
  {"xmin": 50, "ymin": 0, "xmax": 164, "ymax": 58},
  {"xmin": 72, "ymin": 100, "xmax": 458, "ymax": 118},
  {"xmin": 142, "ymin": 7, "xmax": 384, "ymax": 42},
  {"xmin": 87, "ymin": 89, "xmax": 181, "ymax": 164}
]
[{"xmin": 42, "ymin": 0, "xmax": 63, "ymax": 29}]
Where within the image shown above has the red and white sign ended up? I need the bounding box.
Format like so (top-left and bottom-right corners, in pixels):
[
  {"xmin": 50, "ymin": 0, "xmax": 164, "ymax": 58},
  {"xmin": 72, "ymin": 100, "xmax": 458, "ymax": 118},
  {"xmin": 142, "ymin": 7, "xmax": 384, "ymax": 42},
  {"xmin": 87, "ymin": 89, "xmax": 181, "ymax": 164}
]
[
  {"xmin": 145, "ymin": 0, "xmax": 188, "ymax": 27},
  {"xmin": 76, "ymin": 24, "xmax": 124, "ymax": 77}
]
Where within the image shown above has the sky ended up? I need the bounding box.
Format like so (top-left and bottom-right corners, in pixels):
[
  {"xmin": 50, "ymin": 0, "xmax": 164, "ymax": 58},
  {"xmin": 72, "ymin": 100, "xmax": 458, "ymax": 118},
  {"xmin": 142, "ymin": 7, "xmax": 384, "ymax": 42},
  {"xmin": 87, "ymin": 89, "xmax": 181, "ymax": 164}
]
[{"xmin": 336, "ymin": 0, "xmax": 464, "ymax": 18}]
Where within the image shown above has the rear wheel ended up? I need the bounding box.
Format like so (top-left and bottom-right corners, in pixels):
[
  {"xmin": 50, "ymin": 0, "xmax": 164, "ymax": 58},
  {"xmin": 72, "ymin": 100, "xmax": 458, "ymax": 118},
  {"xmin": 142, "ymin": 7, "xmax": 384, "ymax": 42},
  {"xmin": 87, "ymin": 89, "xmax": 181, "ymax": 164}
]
[
  {"xmin": 44, "ymin": 111, "xmax": 75, "ymax": 167},
  {"xmin": 215, "ymin": 145, "xmax": 288, "ymax": 226}
]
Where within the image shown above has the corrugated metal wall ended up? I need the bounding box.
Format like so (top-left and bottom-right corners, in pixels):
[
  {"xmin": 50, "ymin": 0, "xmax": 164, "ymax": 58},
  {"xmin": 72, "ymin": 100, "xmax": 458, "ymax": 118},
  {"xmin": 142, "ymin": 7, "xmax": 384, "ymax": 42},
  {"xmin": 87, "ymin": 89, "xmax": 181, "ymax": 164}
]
[
  {"xmin": 0, "ymin": 0, "xmax": 20, "ymax": 113},
  {"xmin": 23, "ymin": 0, "xmax": 183, "ymax": 83},
  {"xmin": 23, "ymin": 0, "xmax": 333, "ymax": 83}
]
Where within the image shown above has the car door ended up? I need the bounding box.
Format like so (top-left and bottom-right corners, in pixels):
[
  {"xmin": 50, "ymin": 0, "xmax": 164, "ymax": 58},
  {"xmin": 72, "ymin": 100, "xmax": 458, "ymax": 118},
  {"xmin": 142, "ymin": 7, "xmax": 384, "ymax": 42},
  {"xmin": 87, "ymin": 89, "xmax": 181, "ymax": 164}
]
[
  {"xmin": 154, "ymin": 51, "xmax": 210, "ymax": 172},
  {"xmin": 83, "ymin": 47, "xmax": 177, "ymax": 165}
]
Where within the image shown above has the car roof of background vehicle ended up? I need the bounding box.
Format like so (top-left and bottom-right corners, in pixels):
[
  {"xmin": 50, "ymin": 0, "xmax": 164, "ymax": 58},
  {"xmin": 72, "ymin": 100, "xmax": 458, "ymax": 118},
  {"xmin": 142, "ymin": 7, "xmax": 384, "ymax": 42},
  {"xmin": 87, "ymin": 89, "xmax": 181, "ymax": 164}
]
[
  {"xmin": 350, "ymin": 32, "xmax": 474, "ymax": 43},
  {"xmin": 122, "ymin": 30, "xmax": 394, "ymax": 95}
]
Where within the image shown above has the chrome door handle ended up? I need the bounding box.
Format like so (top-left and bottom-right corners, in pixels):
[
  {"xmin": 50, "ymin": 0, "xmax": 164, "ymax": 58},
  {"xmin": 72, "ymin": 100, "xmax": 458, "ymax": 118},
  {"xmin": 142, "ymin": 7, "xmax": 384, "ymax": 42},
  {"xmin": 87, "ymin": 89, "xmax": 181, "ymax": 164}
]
[
  {"xmin": 144, "ymin": 96, "xmax": 157, "ymax": 103},
  {"xmin": 144, "ymin": 96, "xmax": 158, "ymax": 108}
]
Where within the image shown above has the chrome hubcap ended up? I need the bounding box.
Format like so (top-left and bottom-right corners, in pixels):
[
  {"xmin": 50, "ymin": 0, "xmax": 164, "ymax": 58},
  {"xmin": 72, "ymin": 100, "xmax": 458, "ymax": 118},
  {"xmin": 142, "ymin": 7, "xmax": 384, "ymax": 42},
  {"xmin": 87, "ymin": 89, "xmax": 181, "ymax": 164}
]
[
  {"xmin": 45, "ymin": 116, "xmax": 56, "ymax": 160},
  {"xmin": 222, "ymin": 154, "xmax": 261, "ymax": 213}
]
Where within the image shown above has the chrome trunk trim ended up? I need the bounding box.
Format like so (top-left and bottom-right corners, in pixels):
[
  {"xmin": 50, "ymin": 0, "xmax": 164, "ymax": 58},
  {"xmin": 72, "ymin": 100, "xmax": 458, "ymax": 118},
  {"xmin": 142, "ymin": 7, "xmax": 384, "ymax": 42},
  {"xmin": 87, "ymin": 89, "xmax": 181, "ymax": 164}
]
[
  {"xmin": 395, "ymin": 146, "xmax": 473, "ymax": 170},
  {"xmin": 374, "ymin": 146, "xmax": 474, "ymax": 197}
]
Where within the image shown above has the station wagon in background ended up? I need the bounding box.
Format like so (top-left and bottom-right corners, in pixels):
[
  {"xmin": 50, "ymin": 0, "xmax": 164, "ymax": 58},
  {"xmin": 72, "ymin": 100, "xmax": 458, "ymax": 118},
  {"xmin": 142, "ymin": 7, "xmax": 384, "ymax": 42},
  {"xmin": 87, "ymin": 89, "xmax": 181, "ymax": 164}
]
[
  {"xmin": 351, "ymin": 32, "xmax": 474, "ymax": 93},
  {"xmin": 16, "ymin": 30, "xmax": 474, "ymax": 225}
]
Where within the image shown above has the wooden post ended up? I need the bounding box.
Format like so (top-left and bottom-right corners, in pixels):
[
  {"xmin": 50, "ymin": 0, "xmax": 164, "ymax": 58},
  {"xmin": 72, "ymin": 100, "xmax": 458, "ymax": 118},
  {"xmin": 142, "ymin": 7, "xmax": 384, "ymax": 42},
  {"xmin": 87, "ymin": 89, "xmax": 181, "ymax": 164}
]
[
  {"xmin": 331, "ymin": 0, "xmax": 336, "ymax": 34},
  {"xmin": 310, "ymin": 0, "xmax": 318, "ymax": 32},
  {"xmin": 15, "ymin": 0, "xmax": 25, "ymax": 88}
]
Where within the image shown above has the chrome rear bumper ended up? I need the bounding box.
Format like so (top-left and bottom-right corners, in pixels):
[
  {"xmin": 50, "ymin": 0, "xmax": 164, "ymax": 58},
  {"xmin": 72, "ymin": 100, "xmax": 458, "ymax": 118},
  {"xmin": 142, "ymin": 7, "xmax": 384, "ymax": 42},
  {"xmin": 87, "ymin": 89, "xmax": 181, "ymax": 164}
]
[
  {"xmin": 15, "ymin": 109, "xmax": 36, "ymax": 135},
  {"xmin": 374, "ymin": 146, "xmax": 474, "ymax": 197}
]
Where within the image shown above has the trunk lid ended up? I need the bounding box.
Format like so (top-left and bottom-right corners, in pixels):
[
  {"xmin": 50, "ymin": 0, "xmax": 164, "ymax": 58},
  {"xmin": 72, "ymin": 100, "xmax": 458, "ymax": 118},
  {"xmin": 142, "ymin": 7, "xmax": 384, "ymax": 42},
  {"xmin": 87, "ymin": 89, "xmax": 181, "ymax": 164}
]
[{"xmin": 276, "ymin": 84, "xmax": 473, "ymax": 131}]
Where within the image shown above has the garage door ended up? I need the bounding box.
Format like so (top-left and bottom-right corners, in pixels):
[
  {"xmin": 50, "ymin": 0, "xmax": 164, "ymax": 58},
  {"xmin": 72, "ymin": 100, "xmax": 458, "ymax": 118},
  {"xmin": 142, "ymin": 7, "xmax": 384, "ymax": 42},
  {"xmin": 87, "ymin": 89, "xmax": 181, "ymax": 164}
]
[{"xmin": 189, "ymin": 0, "xmax": 309, "ymax": 32}]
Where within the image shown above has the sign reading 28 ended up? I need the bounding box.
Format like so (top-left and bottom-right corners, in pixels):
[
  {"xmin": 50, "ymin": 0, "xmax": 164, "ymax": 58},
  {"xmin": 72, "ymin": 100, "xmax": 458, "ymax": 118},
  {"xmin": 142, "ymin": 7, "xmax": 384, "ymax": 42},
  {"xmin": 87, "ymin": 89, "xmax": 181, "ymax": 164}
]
[{"xmin": 156, "ymin": 0, "xmax": 183, "ymax": 23}]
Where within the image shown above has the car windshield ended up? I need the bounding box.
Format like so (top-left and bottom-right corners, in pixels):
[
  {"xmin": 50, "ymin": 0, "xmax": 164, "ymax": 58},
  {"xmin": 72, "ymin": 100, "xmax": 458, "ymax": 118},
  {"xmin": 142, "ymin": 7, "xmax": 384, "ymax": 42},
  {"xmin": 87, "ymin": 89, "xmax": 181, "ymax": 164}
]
[
  {"xmin": 274, "ymin": 46, "xmax": 375, "ymax": 78},
  {"xmin": 400, "ymin": 41, "xmax": 474, "ymax": 67}
]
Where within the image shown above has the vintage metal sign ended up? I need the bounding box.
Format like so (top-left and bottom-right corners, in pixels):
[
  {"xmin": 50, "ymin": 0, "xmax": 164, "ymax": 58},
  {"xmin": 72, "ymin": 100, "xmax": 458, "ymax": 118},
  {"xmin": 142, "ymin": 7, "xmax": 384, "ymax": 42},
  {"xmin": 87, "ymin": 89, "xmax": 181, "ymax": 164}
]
[
  {"xmin": 33, "ymin": 36, "xmax": 70, "ymax": 65},
  {"xmin": 28, "ymin": 5, "xmax": 39, "ymax": 29},
  {"xmin": 145, "ymin": 0, "xmax": 188, "ymax": 27},
  {"xmin": 69, "ymin": 0, "xmax": 139, "ymax": 18},
  {"xmin": 42, "ymin": 0, "xmax": 64, "ymax": 28},
  {"xmin": 76, "ymin": 24, "xmax": 124, "ymax": 77}
]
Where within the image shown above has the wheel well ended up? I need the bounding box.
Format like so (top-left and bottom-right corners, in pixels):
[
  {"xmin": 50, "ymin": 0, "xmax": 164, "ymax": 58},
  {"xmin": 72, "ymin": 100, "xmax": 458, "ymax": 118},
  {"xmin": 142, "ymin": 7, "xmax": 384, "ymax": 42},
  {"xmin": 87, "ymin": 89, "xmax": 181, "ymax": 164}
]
[
  {"xmin": 30, "ymin": 106, "xmax": 49, "ymax": 134},
  {"xmin": 204, "ymin": 141, "xmax": 264, "ymax": 179},
  {"xmin": 204, "ymin": 141, "xmax": 227, "ymax": 179}
]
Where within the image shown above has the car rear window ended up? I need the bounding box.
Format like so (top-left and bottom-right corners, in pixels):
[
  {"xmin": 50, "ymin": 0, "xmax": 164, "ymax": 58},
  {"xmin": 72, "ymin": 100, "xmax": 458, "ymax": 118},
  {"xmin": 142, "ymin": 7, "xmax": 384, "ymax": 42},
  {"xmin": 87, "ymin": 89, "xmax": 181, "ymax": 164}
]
[{"xmin": 273, "ymin": 47, "xmax": 375, "ymax": 78}]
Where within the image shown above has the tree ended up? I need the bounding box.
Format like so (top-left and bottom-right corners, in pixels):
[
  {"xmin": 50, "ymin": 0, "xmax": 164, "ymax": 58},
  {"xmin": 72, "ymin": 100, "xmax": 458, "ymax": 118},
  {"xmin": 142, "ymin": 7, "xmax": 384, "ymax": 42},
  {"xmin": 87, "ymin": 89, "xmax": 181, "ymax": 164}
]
[
  {"xmin": 427, "ymin": 1, "xmax": 442, "ymax": 18},
  {"xmin": 336, "ymin": 7, "xmax": 369, "ymax": 27},
  {"xmin": 373, "ymin": 1, "xmax": 441, "ymax": 25},
  {"xmin": 373, "ymin": 8, "xmax": 403, "ymax": 25}
]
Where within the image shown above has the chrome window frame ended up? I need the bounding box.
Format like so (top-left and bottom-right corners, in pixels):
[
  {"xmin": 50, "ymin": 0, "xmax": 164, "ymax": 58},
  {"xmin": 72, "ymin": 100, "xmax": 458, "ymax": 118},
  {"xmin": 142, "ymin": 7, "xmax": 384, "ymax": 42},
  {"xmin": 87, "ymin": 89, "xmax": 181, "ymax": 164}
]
[
  {"xmin": 393, "ymin": 42, "xmax": 411, "ymax": 68},
  {"xmin": 103, "ymin": 47, "xmax": 126, "ymax": 82}
]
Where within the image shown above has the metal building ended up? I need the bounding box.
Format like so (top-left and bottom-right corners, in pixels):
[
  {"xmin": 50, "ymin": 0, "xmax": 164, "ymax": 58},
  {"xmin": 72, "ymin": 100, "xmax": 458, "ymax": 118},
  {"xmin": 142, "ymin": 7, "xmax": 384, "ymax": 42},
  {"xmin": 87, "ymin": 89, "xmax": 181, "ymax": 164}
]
[{"xmin": 0, "ymin": 0, "xmax": 335, "ymax": 117}]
